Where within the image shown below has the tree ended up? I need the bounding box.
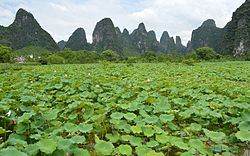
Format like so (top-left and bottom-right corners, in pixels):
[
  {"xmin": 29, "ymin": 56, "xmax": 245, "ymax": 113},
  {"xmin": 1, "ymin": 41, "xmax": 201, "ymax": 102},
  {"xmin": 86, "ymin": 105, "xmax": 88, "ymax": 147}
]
[
  {"xmin": 46, "ymin": 55, "xmax": 65, "ymax": 64},
  {"xmin": 101, "ymin": 50, "xmax": 120, "ymax": 62},
  {"xmin": 196, "ymin": 47, "xmax": 218, "ymax": 60},
  {"xmin": 55, "ymin": 48, "xmax": 75, "ymax": 64},
  {"xmin": 0, "ymin": 44, "xmax": 15, "ymax": 63},
  {"xmin": 143, "ymin": 51, "xmax": 157, "ymax": 63},
  {"xmin": 127, "ymin": 57, "xmax": 137, "ymax": 63},
  {"xmin": 185, "ymin": 50, "xmax": 198, "ymax": 60},
  {"xmin": 157, "ymin": 52, "xmax": 167, "ymax": 62}
]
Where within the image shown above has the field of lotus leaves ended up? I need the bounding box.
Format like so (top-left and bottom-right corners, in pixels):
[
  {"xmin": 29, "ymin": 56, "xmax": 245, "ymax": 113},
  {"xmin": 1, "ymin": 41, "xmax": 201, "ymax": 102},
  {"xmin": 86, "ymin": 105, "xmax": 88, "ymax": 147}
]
[{"xmin": 0, "ymin": 62, "xmax": 249, "ymax": 156}]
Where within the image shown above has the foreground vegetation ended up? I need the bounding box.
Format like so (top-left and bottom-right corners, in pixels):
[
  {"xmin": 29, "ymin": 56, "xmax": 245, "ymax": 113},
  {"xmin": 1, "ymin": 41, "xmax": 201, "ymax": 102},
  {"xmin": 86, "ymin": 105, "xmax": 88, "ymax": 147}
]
[{"xmin": 0, "ymin": 62, "xmax": 249, "ymax": 155}]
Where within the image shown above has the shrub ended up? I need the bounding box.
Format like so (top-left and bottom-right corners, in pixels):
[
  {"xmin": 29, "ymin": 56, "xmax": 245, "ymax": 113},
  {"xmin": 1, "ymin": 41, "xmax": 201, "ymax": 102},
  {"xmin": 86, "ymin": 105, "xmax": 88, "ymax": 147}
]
[
  {"xmin": 127, "ymin": 57, "xmax": 137, "ymax": 63},
  {"xmin": 196, "ymin": 47, "xmax": 217, "ymax": 60},
  {"xmin": 182, "ymin": 59, "xmax": 195, "ymax": 66},
  {"xmin": 46, "ymin": 55, "xmax": 65, "ymax": 64}
]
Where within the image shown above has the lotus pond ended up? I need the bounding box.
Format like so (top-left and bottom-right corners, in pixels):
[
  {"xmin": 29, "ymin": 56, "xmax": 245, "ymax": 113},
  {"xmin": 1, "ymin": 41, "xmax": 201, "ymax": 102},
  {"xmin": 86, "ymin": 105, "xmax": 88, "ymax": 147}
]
[{"xmin": 0, "ymin": 62, "xmax": 249, "ymax": 156}]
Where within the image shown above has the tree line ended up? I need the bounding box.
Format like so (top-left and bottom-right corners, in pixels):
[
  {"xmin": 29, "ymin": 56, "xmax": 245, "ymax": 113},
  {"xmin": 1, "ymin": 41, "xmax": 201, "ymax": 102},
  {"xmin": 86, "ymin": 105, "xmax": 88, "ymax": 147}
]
[{"xmin": 0, "ymin": 44, "xmax": 249, "ymax": 65}]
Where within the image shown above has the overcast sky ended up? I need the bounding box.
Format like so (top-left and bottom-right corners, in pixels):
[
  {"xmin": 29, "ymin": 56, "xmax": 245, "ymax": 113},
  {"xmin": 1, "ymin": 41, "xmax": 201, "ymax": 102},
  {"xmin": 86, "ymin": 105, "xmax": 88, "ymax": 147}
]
[{"xmin": 0, "ymin": 0, "xmax": 245, "ymax": 45}]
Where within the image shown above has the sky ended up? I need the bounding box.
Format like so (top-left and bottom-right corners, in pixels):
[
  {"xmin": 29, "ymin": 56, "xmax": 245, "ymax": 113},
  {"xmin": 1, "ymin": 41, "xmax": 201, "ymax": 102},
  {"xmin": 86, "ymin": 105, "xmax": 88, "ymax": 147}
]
[{"xmin": 0, "ymin": 0, "xmax": 245, "ymax": 46}]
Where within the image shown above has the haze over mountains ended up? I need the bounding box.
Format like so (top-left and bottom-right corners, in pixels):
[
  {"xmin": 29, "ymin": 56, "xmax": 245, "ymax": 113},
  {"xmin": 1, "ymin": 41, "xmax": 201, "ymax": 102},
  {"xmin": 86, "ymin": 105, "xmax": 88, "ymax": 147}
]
[{"xmin": 0, "ymin": 0, "xmax": 249, "ymax": 57}]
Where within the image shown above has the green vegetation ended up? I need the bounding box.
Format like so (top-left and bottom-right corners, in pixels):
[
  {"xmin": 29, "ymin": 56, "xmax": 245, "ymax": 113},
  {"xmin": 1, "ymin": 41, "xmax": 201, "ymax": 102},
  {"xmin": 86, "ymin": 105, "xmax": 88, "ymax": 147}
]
[
  {"xmin": 0, "ymin": 44, "xmax": 15, "ymax": 63},
  {"xmin": 14, "ymin": 46, "xmax": 51, "ymax": 58},
  {"xmin": 196, "ymin": 47, "xmax": 221, "ymax": 60},
  {"xmin": 46, "ymin": 55, "xmax": 65, "ymax": 64},
  {"xmin": 0, "ymin": 62, "xmax": 249, "ymax": 155}
]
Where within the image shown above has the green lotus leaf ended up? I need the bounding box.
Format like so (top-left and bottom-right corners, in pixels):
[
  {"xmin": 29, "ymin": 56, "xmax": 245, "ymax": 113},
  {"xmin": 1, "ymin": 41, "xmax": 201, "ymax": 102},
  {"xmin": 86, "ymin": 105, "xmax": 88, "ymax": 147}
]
[
  {"xmin": 146, "ymin": 150, "xmax": 164, "ymax": 156},
  {"xmin": 203, "ymin": 129, "xmax": 226, "ymax": 142},
  {"xmin": 153, "ymin": 96, "xmax": 170, "ymax": 113},
  {"xmin": 64, "ymin": 122, "xmax": 78, "ymax": 134},
  {"xmin": 95, "ymin": 140, "xmax": 114, "ymax": 155},
  {"xmin": 0, "ymin": 148, "xmax": 28, "ymax": 156},
  {"xmin": 21, "ymin": 96, "xmax": 37, "ymax": 103},
  {"xmin": 57, "ymin": 139, "xmax": 72, "ymax": 150},
  {"xmin": 7, "ymin": 137, "xmax": 27, "ymax": 147},
  {"xmin": 0, "ymin": 104, "xmax": 10, "ymax": 111},
  {"xmin": 106, "ymin": 132, "xmax": 120, "ymax": 143},
  {"xmin": 36, "ymin": 138, "xmax": 57, "ymax": 154},
  {"xmin": 55, "ymin": 84, "xmax": 63, "ymax": 89},
  {"xmin": 110, "ymin": 112, "xmax": 124, "ymax": 120},
  {"xmin": 129, "ymin": 136, "xmax": 142, "ymax": 146},
  {"xmin": 7, "ymin": 134, "xmax": 27, "ymax": 147},
  {"xmin": 124, "ymin": 112, "xmax": 137, "ymax": 121},
  {"xmin": 242, "ymin": 110, "xmax": 250, "ymax": 121},
  {"xmin": 83, "ymin": 109, "xmax": 94, "ymax": 120},
  {"xmin": 70, "ymin": 135, "xmax": 86, "ymax": 144},
  {"xmin": 187, "ymin": 123, "xmax": 202, "ymax": 132},
  {"xmin": 146, "ymin": 140, "xmax": 159, "ymax": 147},
  {"xmin": 154, "ymin": 126, "xmax": 164, "ymax": 134},
  {"xmin": 25, "ymin": 144, "xmax": 39, "ymax": 156},
  {"xmin": 222, "ymin": 152, "xmax": 233, "ymax": 156},
  {"xmin": 47, "ymin": 149, "xmax": 66, "ymax": 156},
  {"xmin": 181, "ymin": 149, "xmax": 196, "ymax": 156},
  {"xmin": 144, "ymin": 127, "xmax": 155, "ymax": 137},
  {"xmin": 17, "ymin": 112, "xmax": 35, "ymax": 123},
  {"xmin": 238, "ymin": 121, "xmax": 250, "ymax": 131},
  {"xmin": 68, "ymin": 101, "xmax": 82, "ymax": 110},
  {"xmin": 159, "ymin": 114, "xmax": 174, "ymax": 123},
  {"xmin": 135, "ymin": 146, "xmax": 151, "ymax": 156},
  {"xmin": 131, "ymin": 125, "xmax": 142, "ymax": 134},
  {"xmin": 235, "ymin": 131, "xmax": 250, "ymax": 142},
  {"xmin": 117, "ymin": 144, "xmax": 132, "ymax": 155},
  {"xmin": 15, "ymin": 123, "xmax": 27, "ymax": 134},
  {"xmin": 175, "ymin": 141, "xmax": 189, "ymax": 150},
  {"xmin": 73, "ymin": 149, "xmax": 90, "ymax": 156},
  {"xmin": 144, "ymin": 116, "xmax": 159, "ymax": 124},
  {"xmin": 156, "ymin": 134, "xmax": 168, "ymax": 144},
  {"xmin": 44, "ymin": 109, "xmax": 59, "ymax": 120},
  {"xmin": 121, "ymin": 135, "xmax": 131, "ymax": 142},
  {"xmin": 0, "ymin": 127, "xmax": 11, "ymax": 134},
  {"xmin": 78, "ymin": 123, "xmax": 93, "ymax": 133},
  {"xmin": 189, "ymin": 139, "xmax": 203, "ymax": 147}
]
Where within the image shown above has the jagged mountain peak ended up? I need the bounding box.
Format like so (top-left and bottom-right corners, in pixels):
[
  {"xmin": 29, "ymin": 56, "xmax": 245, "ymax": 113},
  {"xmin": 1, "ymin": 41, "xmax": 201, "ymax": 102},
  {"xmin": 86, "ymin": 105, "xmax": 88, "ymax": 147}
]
[
  {"xmin": 138, "ymin": 23, "xmax": 146, "ymax": 31},
  {"xmin": 201, "ymin": 19, "xmax": 216, "ymax": 27},
  {"xmin": 10, "ymin": 8, "xmax": 39, "ymax": 28},
  {"xmin": 65, "ymin": 27, "xmax": 89, "ymax": 51},
  {"xmin": 92, "ymin": 17, "xmax": 122, "ymax": 54},
  {"xmin": 122, "ymin": 28, "xmax": 129, "ymax": 35},
  {"xmin": 1, "ymin": 8, "xmax": 59, "ymax": 51}
]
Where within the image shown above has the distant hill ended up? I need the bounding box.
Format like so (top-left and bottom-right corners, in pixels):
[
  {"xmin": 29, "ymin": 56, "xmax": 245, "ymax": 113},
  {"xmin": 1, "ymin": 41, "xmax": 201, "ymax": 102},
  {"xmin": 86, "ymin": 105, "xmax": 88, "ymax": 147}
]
[
  {"xmin": 57, "ymin": 40, "xmax": 66, "ymax": 50},
  {"xmin": 92, "ymin": 18, "xmax": 123, "ymax": 55},
  {"xmin": 186, "ymin": 19, "xmax": 224, "ymax": 53},
  {"xmin": 65, "ymin": 28, "xmax": 90, "ymax": 51},
  {"xmin": 222, "ymin": 0, "xmax": 250, "ymax": 56},
  {"xmin": 0, "ymin": 8, "xmax": 59, "ymax": 51}
]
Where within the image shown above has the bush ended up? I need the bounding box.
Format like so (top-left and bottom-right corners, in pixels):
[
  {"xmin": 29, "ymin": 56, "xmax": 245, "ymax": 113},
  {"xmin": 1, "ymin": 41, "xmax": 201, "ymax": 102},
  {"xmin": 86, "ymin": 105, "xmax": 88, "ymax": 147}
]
[
  {"xmin": 165, "ymin": 61, "xmax": 171, "ymax": 65},
  {"xmin": 182, "ymin": 59, "xmax": 195, "ymax": 66},
  {"xmin": 0, "ymin": 44, "xmax": 15, "ymax": 63},
  {"xmin": 101, "ymin": 50, "xmax": 120, "ymax": 62},
  {"xmin": 99, "ymin": 60, "xmax": 110, "ymax": 67},
  {"xmin": 196, "ymin": 47, "xmax": 217, "ymax": 60},
  {"xmin": 127, "ymin": 57, "xmax": 137, "ymax": 63},
  {"xmin": 46, "ymin": 55, "xmax": 65, "ymax": 64}
]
